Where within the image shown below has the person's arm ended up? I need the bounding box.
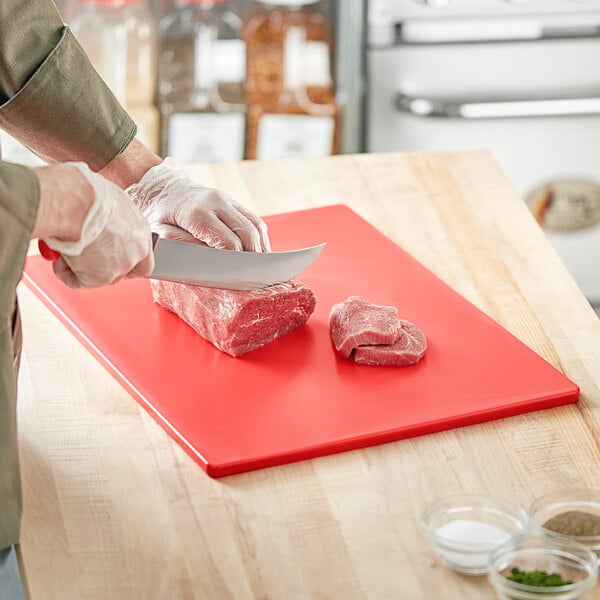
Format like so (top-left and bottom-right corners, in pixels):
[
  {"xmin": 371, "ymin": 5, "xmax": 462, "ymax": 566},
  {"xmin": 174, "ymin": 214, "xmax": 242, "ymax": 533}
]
[
  {"xmin": 0, "ymin": 0, "xmax": 135, "ymax": 170},
  {"xmin": 0, "ymin": 159, "xmax": 39, "ymax": 552},
  {"xmin": 98, "ymin": 139, "xmax": 162, "ymax": 189},
  {"xmin": 0, "ymin": 0, "xmax": 270, "ymax": 252},
  {"xmin": 0, "ymin": 162, "xmax": 38, "ymax": 321}
]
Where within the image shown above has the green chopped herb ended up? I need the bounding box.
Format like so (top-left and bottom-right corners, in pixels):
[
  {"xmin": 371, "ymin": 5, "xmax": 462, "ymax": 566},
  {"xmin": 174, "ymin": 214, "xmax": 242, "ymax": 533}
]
[{"xmin": 506, "ymin": 567, "xmax": 573, "ymax": 587}]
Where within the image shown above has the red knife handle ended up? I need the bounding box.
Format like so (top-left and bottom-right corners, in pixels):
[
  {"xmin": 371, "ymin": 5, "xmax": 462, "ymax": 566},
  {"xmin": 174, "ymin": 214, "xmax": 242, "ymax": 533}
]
[{"xmin": 38, "ymin": 240, "xmax": 61, "ymax": 261}]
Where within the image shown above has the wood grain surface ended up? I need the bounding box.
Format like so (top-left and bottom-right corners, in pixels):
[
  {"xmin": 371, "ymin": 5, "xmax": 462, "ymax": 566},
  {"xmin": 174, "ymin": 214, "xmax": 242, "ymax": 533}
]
[{"xmin": 16, "ymin": 151, "xmax": 600, "ymax": 599}]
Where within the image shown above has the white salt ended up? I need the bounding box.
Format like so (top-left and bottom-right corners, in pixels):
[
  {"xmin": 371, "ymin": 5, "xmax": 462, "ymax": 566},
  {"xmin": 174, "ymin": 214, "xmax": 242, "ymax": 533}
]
[{"xmin": 434, "ymin": 519, "xmax": 512, "ymax": 572}]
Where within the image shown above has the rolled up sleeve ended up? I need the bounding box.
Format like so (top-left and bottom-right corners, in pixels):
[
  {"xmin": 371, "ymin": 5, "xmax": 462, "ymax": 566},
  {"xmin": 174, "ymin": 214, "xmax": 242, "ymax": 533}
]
[{"xmin": 0, "ymin": 1, "xmax": 136, "ymax": 171}]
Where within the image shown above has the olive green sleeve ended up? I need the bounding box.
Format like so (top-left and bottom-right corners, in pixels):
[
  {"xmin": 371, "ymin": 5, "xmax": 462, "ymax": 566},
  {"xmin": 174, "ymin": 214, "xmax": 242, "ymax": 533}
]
[
  {"xmin": 0, "ymin": 0, "xmax": 136, "ymax": 171},
  {"xmin": 0, "ymin": 160, "xmax": 38, "ymax": 551},
  {"xmin": 0, "ymin": 161, "xmax": 38, "ymax": 321}
]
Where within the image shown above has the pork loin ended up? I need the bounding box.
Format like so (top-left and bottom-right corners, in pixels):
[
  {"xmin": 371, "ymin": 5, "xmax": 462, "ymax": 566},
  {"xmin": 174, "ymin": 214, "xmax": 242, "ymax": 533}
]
[
  {"xmin": 151, "ymin": 279, "xmax": 316, "ymax": 357},
  {"xmin": 329, "ymin": 296, "xmax": 426, "ymax": 366}
]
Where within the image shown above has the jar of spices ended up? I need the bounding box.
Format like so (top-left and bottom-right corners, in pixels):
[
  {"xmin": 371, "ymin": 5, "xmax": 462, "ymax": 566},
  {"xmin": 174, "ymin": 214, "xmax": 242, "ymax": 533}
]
[
  {"xmin": 158, "ymin": 0, "xmax": 247, "ymax": 162},
  {"xmin": 244, "ymin": 0, "xmax": 338, "ymax": 160},
  {"xmin": 66, "ymin": 0, "xmax": 160, "ymax": 153}
]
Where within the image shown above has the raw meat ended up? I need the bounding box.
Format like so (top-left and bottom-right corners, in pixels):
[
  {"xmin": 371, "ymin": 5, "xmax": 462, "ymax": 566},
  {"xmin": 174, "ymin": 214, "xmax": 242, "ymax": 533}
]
[
  {"xmin": 329, "ymin": 296, "xmax": 401, "ymax": 358},
  {"xmin": 329, "ymin": 296, "xmax": 426, "ymax": 366},
  {"xmin": 151, "ymin": 278, "xmax": 316, "ymax": 357},
  {"xmin": 354, "ymin": 320, "xmax": 427, "ymax": 366}
]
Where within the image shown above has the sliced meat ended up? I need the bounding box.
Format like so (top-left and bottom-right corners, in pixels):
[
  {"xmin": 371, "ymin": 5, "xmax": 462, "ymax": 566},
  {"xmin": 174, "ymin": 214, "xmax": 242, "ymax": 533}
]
[
  {"xmin": 329, "ymin": 296, "xmax": 401, "ymax": 358},
  {"xmin": 354, "ymin": 320, "xmax": 427, "ymax": 366},
  {"xmin": 151, "ymin": 278, "xmax": 316, "ymax": 357},
  {"xmin": 329, "ymin": 296, "xmax": 427, "ymax": 366}
]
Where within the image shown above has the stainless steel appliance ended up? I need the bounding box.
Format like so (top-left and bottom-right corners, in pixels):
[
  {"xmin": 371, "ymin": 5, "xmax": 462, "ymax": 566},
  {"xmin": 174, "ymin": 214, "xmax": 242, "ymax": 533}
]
[{"xmin": 366, "ymin": 0, "xmax": 600, "ymax": 303}]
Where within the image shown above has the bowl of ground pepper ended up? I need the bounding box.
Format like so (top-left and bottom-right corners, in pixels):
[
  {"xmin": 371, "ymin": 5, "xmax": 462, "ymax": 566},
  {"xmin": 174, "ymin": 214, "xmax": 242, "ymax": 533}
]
[
  {"xmin": 529, "ymin": 489, "xmax": 600, "ymax": 558},
  {"xmin": 488, "ymin": 537, "xmax": 598, "ymax": 599}
]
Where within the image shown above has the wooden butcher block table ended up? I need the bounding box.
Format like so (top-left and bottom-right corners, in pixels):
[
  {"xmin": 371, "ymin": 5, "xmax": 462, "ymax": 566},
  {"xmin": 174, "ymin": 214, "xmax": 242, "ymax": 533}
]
[{"xmin": 16, "ymin": 151, "xmax": 600, "ymax": 599}]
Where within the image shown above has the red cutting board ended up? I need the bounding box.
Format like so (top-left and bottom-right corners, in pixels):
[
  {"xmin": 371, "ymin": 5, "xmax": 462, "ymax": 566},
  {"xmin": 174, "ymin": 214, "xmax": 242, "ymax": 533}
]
[{"xmin": 22, "ymin": 204, "xmax": 579, "ymax": 477}]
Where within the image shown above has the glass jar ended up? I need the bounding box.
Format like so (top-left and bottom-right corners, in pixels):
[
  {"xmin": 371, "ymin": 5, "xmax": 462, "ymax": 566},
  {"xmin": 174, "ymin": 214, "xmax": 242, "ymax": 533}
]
[
  {"xmin": 66, "ymin": 0, "xmax": 160, "ymax": 153},
  {"xmin": 158, "ymin": 0, "xmax": 247, "ymax": 162},
  {"xmin": 244, "ymin": 0, "xmax": 338, "ymax": 160}
]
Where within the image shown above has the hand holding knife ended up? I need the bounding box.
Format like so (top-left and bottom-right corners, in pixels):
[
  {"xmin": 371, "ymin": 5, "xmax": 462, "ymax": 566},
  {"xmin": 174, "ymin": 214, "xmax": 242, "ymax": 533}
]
[{"xmin": 38, "ymin": 234, "xmax": 326, "ymax": 291}]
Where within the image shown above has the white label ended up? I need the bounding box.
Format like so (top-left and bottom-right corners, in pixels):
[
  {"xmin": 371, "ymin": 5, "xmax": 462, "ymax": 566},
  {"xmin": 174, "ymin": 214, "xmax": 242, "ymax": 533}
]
[
  {"xmin": 256, "ymin": 114, "xmax": 335, "ymax": 160},
  {"xmin": 167, "ymin": 112, "xmax": 245, "ymax": 163}
]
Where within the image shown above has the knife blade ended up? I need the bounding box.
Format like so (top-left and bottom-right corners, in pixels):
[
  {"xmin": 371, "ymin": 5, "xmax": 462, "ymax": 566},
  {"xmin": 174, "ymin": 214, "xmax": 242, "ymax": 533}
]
[{"xmin": 150, "ymin": 233, "xmax": 326, "ymax": 290}]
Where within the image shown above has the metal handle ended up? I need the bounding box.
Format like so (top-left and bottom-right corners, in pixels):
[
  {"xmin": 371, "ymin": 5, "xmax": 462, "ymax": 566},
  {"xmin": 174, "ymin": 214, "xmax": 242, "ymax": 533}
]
[{"xmin": 396, "ymin": 93, "xmax": 600, "ymax": 119}]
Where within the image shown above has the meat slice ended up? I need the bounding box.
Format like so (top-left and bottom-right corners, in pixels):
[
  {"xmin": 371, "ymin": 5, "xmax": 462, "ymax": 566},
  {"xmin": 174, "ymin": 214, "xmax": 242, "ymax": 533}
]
[
  {"xmin": 151, "ymin": 279, "xmax": 316, "ymax": 357},
  {"xmin": 329, "ymin": 296, "xmax": 427, "ymax": 366},
  {"xmin": 329, "ymin": 296, "xmax": 401, "ymax": 358},
  {"xmin": 354, "ymin": 320, "xmax": 427, "ymax": 366}
]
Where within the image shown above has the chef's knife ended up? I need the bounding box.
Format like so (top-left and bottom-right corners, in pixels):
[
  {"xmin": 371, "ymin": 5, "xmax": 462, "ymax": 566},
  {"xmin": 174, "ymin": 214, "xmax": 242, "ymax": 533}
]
[{"xmin": 38, "ymin": 234, "xmax": 326, "ymax": 290}]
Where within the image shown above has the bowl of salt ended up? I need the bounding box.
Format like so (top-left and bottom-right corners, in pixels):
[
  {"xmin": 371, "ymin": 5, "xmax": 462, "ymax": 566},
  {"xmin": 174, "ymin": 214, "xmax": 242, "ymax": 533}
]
[{"xmin": 421, "ymin": 493, "xmax": 529, "ymax": 575}]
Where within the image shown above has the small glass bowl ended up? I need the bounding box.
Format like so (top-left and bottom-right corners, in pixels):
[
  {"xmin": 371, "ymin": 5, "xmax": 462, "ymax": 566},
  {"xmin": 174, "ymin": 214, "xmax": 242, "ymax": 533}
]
[
  {"xmin": 529, "ymin": 489, "xmax": 600, "ymax": 557},
  {"xmin": 420, "ymin": 493, "xmax": 529, "ymax": 575},
  {"xmin": 488, "ymin": 537, "xmax": 598, "ymax": 600}
]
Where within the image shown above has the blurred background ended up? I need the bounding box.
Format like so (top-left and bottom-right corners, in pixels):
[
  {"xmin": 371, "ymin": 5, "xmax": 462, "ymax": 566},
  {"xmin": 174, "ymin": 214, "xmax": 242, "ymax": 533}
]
[{"xmin": 4, "ymin": 0, "xmax": 600, "ymax": 306}]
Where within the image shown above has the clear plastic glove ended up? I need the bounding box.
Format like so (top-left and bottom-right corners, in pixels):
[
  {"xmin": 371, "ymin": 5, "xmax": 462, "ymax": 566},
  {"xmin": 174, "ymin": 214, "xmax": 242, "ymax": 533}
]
[
  {"xmin": 42, "ymin": 162, "xmax": 154, "ymax": 288},
  {"xmin": 125, "ymin": 157, "xmax": 271, "ymax": 252}
]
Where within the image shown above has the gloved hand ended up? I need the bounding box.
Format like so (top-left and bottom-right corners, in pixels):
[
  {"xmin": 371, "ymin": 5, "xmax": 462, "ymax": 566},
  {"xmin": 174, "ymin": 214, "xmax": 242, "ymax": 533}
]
[
  {"xmin": 42, "ymin": 162, "xmax": 154, "ymax": 288},
  {"xmin": 125, "ymin": 157, "xmax": 271, "ymax": 252}
]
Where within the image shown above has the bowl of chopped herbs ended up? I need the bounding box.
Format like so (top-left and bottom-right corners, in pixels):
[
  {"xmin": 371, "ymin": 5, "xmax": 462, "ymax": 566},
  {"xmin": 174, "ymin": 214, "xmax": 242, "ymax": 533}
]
[{"xmin": 488, "ymin": 537, "xmax": 598, "ymax": 599}]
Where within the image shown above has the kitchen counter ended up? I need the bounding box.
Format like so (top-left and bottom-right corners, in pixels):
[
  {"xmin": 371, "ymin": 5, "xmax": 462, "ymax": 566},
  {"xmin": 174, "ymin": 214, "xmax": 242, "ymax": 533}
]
[{"xmin": 16, "ymin": 151, "xmax": 600, "ymax": 599}]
